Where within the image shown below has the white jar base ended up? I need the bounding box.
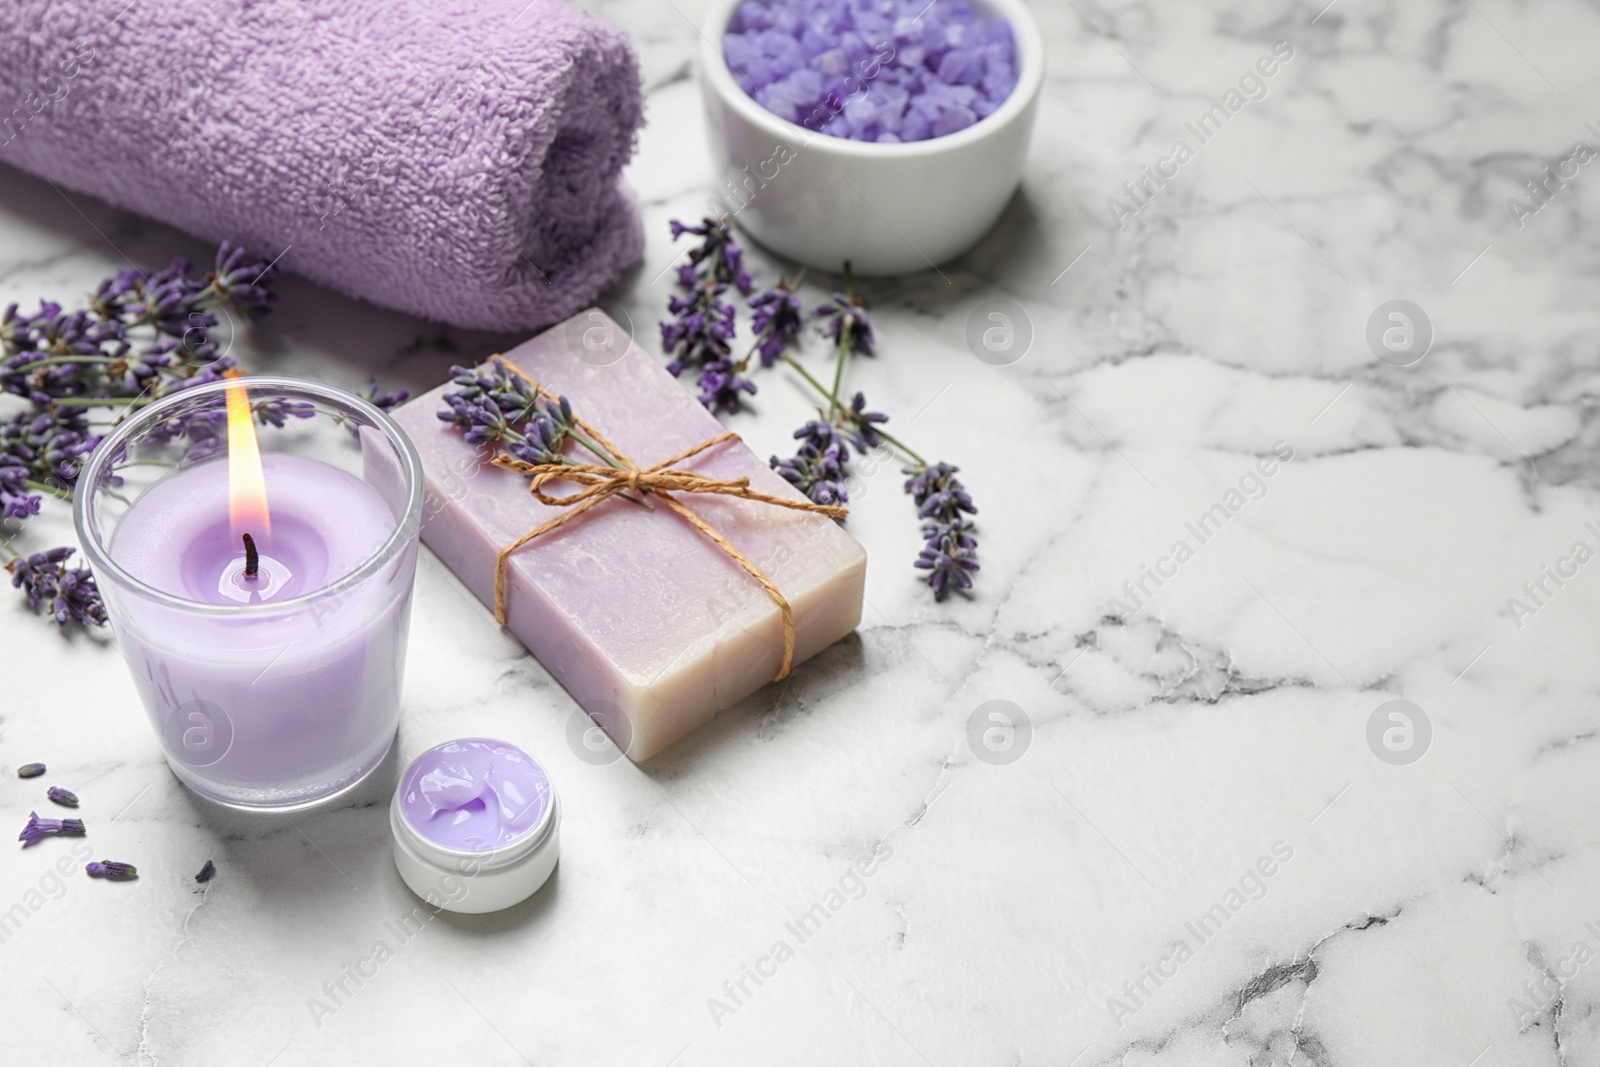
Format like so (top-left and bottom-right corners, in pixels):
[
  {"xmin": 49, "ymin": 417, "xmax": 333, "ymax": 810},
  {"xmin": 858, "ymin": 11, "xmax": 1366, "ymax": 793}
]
[{"xmin": 390, "ymin": 795, "xmax": 560, "ymax": 914}]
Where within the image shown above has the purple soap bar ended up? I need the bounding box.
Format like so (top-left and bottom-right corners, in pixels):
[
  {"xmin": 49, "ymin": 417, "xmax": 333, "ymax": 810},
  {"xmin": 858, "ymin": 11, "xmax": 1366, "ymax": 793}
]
[{"xmin": 391, "ymin": 312, "xmax": 867, "ymax": 760}]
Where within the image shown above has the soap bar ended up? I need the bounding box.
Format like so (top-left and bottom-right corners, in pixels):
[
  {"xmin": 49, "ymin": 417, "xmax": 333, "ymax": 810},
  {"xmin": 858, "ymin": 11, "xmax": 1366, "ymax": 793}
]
[{"xmin": 391, "ymin": 311, "xmax": 867, "ymax": 761}]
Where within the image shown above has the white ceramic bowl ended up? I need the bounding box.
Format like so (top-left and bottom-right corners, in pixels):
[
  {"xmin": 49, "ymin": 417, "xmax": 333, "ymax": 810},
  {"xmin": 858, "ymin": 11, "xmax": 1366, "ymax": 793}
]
[{"xmin": 698, "ymin": 0, "xmax": 1044, "ymax": 275}]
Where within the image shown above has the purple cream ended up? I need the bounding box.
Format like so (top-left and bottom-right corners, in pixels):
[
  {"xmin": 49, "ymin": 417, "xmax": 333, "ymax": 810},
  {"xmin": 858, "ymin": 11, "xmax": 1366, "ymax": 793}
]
[
  {"xmin": 723, "ymin": 0, "xmax": 1019, "ymax": 143},
  {"xmin": 399, "ymin": 739, "xmax": 552, "ymax": 852}
]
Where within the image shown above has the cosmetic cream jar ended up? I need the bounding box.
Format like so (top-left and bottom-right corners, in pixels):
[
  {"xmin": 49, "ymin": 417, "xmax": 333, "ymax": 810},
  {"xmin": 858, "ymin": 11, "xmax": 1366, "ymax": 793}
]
[{"xmin": 390, "ymin": 738, "xmax": 560, "ymax": 914}]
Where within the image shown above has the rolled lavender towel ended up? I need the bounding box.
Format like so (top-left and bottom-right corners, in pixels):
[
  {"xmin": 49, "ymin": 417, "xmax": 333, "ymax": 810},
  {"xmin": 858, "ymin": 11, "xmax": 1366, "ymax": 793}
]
[{"xmin": 0, "ymin": 0, "xmax": 643, "ymax": 331}]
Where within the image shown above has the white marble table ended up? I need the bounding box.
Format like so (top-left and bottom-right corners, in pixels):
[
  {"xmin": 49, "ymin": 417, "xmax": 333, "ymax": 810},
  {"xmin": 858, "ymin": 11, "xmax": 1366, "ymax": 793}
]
[{"xmin": 3, "ymin": 0, "xmax": 1598, "ymax": 1063}]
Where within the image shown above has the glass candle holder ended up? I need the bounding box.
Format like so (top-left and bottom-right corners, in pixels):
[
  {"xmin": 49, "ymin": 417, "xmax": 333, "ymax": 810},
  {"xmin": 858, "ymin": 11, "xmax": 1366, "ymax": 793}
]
[{"xmin": 74, "ymin": 376, "xmax": 423, "ymax": 811}]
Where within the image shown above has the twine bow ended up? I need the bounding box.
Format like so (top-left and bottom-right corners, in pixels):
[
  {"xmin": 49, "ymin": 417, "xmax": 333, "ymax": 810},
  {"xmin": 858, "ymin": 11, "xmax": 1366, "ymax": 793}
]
[{"xmin": 487, "ymin": 362, "xmax": 847, "ymax": 682}]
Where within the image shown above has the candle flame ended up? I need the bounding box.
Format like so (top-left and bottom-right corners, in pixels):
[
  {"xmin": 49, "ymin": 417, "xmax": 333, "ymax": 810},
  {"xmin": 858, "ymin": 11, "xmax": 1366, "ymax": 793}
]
[{"xmin": 224, "ymin": 373, "xmax": 270, "ymax": 540}]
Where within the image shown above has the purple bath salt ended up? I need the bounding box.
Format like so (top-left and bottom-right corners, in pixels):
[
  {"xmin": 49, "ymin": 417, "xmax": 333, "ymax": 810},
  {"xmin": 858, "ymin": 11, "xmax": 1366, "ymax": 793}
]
[{"xmin": 723, "ymin": 0, "xmax": 1018, "ymax": 143}]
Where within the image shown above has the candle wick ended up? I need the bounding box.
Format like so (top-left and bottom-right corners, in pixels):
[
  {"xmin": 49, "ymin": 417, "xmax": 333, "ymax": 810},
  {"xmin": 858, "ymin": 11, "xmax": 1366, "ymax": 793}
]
[{"xmin": 242, "ymin": 533, "xmax": 260, "ymax": 580}]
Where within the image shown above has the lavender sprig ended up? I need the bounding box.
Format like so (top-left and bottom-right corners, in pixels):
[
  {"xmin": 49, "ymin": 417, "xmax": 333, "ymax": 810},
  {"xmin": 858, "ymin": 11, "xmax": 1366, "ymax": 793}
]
[
  {"xmin": 6, "ymin": 547, "xmax": 107, "ymax": 627},
  {"xmin": 662, "ymin": 218, "xmax": 757, "ymax": 414},
  {"xmin": 815, "ymin": 290, "xmax": 875, "ymax": 358},
  {"xmin": 86, "ymin": 861, "xmax": 138, "ymax": 881},
  {"xmin": 905, "ymin": 462, "xmax": 979, "ymax": 600},
  {"xmin": 0, "ymin": 246, "xmax": 410, "ymax": 629},
  {"xmin": 748, "ymin": 279, "xmax": 805, "ymax": 368},
  {"xmin": 669, "ymin": 217, "xmax": 754, "ymax": 294},
  {"xmin": 659, "ymin": 224, "xmax": 980, "ymax": 600},
  {"xmin": 841, "ymin": 391, "xmax": 889, "ymax": 452},
  {"xmin": 772, "ymin": 421, "xmax": 852, "ymax": 506},
  {"xmin": 19, "ymin": 811, "xmax": 86, "ymax": 845},
  {"xmin": 0, "ymin": 455, "xmax": 41, "ymax": 518},
  {"xmin": 336, "ymin": 384, "xmax": 410, "ymax": 440},
  {"xmin": 438, "ymin": 360, "xmax": 650, "ymax": 507}
]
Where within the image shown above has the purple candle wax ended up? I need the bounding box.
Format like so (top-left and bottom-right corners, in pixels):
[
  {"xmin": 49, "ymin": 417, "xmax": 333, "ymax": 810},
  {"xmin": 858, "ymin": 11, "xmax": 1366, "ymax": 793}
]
[
  {"xmin": 113, "ymin": 454, "xmax": 390, "ymax": 603},
  {"xmin": 399, "ymin": 739, "xmax": 552, "ymax": 851},
  {"xmin": 107, "ymin": 453, "xmax": 415, "ymax": 808}
]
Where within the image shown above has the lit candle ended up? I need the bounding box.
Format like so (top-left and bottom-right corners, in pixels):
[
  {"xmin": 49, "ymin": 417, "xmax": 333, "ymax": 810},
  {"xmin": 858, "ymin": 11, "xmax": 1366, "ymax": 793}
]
[{"xmin": 75, "ymin": 377, "xmax": 424, "ymax": 811}]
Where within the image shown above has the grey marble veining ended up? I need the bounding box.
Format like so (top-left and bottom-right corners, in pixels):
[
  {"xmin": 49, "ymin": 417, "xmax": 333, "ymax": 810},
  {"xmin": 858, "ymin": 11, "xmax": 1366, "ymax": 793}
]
[{"xmin": 3, "ymin": 0, "xmax": 1599, "ymax": 1063}]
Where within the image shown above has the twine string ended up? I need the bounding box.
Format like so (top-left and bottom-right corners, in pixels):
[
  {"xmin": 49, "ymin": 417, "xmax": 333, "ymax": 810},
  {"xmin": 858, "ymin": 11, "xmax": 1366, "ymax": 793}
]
[{"xmin": 486, "ymin": 360, "xmax": 847, "ymax": 681}]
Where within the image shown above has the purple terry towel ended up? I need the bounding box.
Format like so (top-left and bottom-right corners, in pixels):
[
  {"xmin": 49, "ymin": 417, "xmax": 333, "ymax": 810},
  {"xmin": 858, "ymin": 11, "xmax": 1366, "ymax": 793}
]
[{"xmin": 0, "ymin": 0, "xmax": 644, "ymax": 331}]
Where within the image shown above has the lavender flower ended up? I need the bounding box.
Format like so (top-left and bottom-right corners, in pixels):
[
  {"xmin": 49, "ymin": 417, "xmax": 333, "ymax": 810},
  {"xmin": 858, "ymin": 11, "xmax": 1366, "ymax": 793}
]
[
  {"xmin": 1, "ymin": 406, "xmax": 99, "ymax": 491},
  {"xmin": 88, "ymin": 266, "xmax": 144, "ymax": 322},
  {"xmin": 663, "ymin": 219, "xmax": 760, "ymax": 411},
  {"xmin": 37, "ymin": 426, "xmax": 99, "ymax": 485},
  {"xmin": 748, "ymin": 280, "xmax": 805, "ymax": 366},
  {"xmin": 696, "ymin": 357, "xmax": 759, "ymax": 414},
  {"xmin": 252, "ymin": 397, "xmax": 317, "ymax": 429},
  {"xmin": 206, "ymin": 241, "xmax": 277, "ymax": 317},
  {"xmin": 507, "ymin": 411, "xmax": 568, "ymax": 466},
  {"xmin": 195, "ymin": 859, "xmax": 217, "ymax": 883},
  {"xmin": 841, "ymin": 391, "xmax": 889, "ymax": 451},
  {"xmin": 124, "ymin": 256, "xmax": 210, "ymax": 337},
  {"xmin": 7, "ymin": 546, "xmax": 108, "ymax": 627},
  {"xmin": 0, "ymin": 244, "xmax": 388, "ymax": 630},
  {"xmin": 359, "ymin": 385, "xmax": 409, "ymax": 413},
  {"xmin": 441, "ymin": 359, "xmax": 535, "ymax": 421},
  {"xmin": 86, "ymin": 861, "xmax": 138, "ymax": 881},
  {"xmin": 106, "ymin": 341, "xmax": 173, "ymax": 396},
  {"xmin": 438, "ymin": 393, "xmax": 517, "ymax": 446},
  {"xmin": 338, "ymin": 385, "xmax": 411, "ymax": 439},
  {"xmin": 661, "ymin": 285, "xmax": 737, "ymax": 377},
  {"xmin": 47, "ymin": 786, "xmax": 78, "ymax": 808},
  {"xmin": 19, "ymin": 811, "xmax": 86, "ymax": 845},
  {"xmin": 816, "ymin": 291, "xmax": 874, "ymax": 356},
  {"xmin": 670, "ymin": 217, "xmax": 753, "ymax": 294},
  {"xmin": 772, "ymin": 421, "xmax": 852, "ymax": 506},
  {"xmin": 905, "ymin": 462, "xmax": 979, "ymax": 599},
  {"xmin": 0, "ymin": 456, "xmax": 40, "ymax": 519},
  {"xmin": 17, "ymin": 763, "xmax": 45, "ymax": 778}
]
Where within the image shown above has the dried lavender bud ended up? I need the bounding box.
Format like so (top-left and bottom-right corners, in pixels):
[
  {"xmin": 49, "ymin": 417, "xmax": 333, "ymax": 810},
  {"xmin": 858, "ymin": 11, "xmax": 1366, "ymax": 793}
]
[
  {"xmin": 661, "ymin": 220, "xmax": 746, "ymax": 408},
  {"xmin": 661, "ymin": 284, "xmax": 737, "ymax": 378},
  {"xmin": 6, "ymin": 547, "xmax": 108, "ymax": 628},
  {"xmin": 18, "ymin": 811, "xmax": 86, "ymax": 845},
  {"xmin": 17, "ymin": 763, "xmax": 45, "ymax": 778},
  {"xmin": 904, "ymin": 462, "xmax": 979, "ymax": 600},
  {"xmin": 668, "ymin": 217, "xmax": 753, "ymax": 293},
  {"xmin": 360, "ymin": 385, "xmax": 409, "ymax": 413},
  {"xmin": 86, "ymin": 861, "xmax": 138, "ymax": 881},
  {"xmin": 749, "ymin": 281, "xmax": 805, "ymax": 366},
  {"xmin": 46, "ymin": 786, "xmax": 78, "ymax": 808},
  {"xmin": 0, "ymin": 242, "xmax": 280, "ymax": 596},
  {"xmin": 771, "ymin": 421, "xmax": 852, "ymax": 506},
  {"xmin": 195, "ymin": 859, "xmax": 217, "ymax": 883},
  {"xmin": 507, "ymin": 412, "xmax": 568, "ymax": 467},
  {"xmin": 815, "ymin": 291, "xmax": 874, "ymax": 356},
  {"xmin": 841, "ymin": 391, "xmax": 889, "ymax": 451},
  {"xmin": 251, "ymin": 397, "xmax": 317, "ymax": 429},
  {"xmin": 695, "ymin": 356, "xmax": 758, "ymax": 414},
  {"xmin": 438, "ymin": 392, "xmax": 516, "ymax": 446},
  {"xmin": 207, "ymin": 241, "xmax": 277, "ymax": 318},
  {"xmin": 0, "ymin": 456, "xmax": 41, "ymax": 519}
]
